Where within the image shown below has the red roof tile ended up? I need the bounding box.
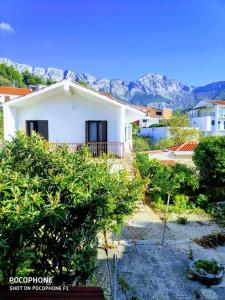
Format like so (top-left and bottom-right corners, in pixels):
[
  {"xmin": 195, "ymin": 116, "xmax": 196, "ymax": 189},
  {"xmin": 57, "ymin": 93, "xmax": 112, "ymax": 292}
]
[
  {"xmin": 168, "ymin": 141, "xmax": 198, "ymax": 152},
  {"xmin": 206, "ymin": 100, "xmax": 225, "ymax": 105},
  {"xmin": 0, "ymin": 86, "xmax": 32, "ymax": 96}
]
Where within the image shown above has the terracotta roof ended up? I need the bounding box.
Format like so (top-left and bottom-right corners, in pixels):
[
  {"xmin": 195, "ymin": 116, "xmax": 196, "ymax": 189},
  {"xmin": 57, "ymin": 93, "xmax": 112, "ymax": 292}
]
[
  {"xmin": 0, "ymin": 86, "xmax": 32, "ymax": 96},
  {"xmin": 206, "ymin": 100, "xmax": 225, "ymax": 106},
  {"xmin": 168, "ymin": 141, "xmax": 198, "ymax": 152}
]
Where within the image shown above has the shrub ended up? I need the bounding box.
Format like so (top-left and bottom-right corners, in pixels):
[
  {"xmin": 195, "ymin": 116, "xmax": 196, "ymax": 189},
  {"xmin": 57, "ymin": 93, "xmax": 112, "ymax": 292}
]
[
  {"xmin": 194, "ymin": 259, "xmax": 223, "ymax": 275},
  {"xmin": 152, "ymin": 138, "xmax": 174, "ymax": 150},
  {"xmin": 176, "ymin": 216, "xmax": 188, "ymax": 225},
  {"xmin": 193, "ymin": 136, "xmax": 225, "ymax": 201},
  {"xmin": 0, "ymin": 132, "xmax": 144, "ymax": 284},
  {"xmin": 133, "ymin": 135, "xmax": 151, "ymax": 152},
  {"xmin": 196, "ymin": 194, "xmax": 208, "ymax": 209}
]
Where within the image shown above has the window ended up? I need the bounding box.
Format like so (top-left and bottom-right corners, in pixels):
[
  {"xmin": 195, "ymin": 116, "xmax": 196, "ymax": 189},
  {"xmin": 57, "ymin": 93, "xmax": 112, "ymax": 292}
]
[
  {"xmin": 26, "ymin": 121, "xmax": 49, "ymax": 140},
  {"xmin": 211, "ymin": 120, "xmax": 215, "ymax": 126},
  {"xmin": 85, "ymin": 121, "xmax": 107, "ymax": 143}
]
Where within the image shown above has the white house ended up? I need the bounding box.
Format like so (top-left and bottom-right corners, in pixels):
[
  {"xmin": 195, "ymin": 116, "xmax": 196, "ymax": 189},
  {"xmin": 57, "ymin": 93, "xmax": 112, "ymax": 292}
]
[
  {"xmin": 189, "ymin": 99, "xmax": 225, "ymax": 137},
  {"xmin": 135, "ymin": 106, "xmax": 173, "ymax": 128},
  {"xmin": 3, "ymin": 80, "xmax": 145, "ymax": 157},
  {"xmin": 0, "ymin": 86, "xmax": 32, "ymax": 103}
]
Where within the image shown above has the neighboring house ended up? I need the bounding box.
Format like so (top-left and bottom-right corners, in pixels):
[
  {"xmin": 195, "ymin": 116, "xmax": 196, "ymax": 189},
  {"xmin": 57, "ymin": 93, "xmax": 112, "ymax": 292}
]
[
  {"xmin": 146, "ymin": 141, "xmax": 198, "ymax": 166},
  {"xmin": 135, "ymin": 106, "xmax": 172, "ymax": 128},
  {"xmin": 3, "ymin": 80, "xmax": 145, "ymax": 157},
  {"xmin": 189, "ymin": 99, "xmax": 225, "ymax": 137},
  {"xmin": 0, "ymin": 86, "xmax": 32, "ymax": 103}
]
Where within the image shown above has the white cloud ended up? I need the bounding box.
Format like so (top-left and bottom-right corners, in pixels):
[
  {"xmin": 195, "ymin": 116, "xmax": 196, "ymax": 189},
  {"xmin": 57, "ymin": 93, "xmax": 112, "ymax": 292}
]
[{"xmin": 0, "ymin": 22, "xmax": 15, "ymax": 33}]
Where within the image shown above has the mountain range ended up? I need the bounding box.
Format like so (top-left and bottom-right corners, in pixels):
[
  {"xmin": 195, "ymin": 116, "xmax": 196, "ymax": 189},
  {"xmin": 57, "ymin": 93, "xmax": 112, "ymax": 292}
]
[{"xmin": 1, "ymin": 57, "xmax": 225, "ymax": 110}]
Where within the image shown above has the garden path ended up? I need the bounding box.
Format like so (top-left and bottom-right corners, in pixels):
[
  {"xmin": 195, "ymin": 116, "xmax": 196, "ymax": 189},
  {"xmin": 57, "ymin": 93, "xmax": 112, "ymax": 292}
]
[{"xmin": 97, "ymin": 202, "xmax": 225, "ymax": 300}]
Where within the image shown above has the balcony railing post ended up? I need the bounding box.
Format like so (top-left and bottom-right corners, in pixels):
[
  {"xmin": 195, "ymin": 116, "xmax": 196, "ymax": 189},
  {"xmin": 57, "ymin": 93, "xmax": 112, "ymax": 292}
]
[{"xmin": 49, "ymin": 142, "xmax": 125, "ymax": 158}]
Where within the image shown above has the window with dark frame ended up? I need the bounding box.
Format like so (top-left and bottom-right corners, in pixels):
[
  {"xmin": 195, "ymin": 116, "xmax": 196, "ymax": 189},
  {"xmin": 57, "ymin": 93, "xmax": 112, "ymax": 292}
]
[{"xmin": 26, "ymin": 120, "xmax": 49, "ymax": 140}]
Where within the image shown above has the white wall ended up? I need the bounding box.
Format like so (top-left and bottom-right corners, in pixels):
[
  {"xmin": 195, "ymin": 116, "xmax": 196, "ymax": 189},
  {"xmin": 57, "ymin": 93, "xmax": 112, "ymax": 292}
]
[
  {"xmin": 190, "ymin": 116, "xmax": 212, "ymax": 132},
  {"xmin": 7, "ymin": 91, "xmax": 123, "ymax": 143},
  {"xmin": 138, "ymin": 127, "xmax": 170, "ymax": 144},
  {"xmin": 139, "ymin": 117, "xmax": 160, "ymax": 128}
]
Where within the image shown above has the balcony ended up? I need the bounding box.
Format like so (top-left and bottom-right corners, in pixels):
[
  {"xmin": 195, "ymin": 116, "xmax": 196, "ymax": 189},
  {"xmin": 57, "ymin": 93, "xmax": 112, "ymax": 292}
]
[{"xmin": 49, "ymin": 142, "xmax": 125, "ymax": 158}]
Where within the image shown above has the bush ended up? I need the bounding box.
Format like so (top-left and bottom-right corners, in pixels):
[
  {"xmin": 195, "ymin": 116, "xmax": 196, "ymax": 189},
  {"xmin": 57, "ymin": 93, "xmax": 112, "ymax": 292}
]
[
  {"xmin": 193, "ymin": 136, "xmax": 225, "ymax": 201},
  {"xmin": 133, "ymin": 135, "xmax": 151, "ymax": 152},
  {"xmin": 196, "ymin": 194, "xmax": 208, "ymax": 209},
  {"xmin": 0, "ymin": 132, "xmax": 144, "ymax": 284},
  {"xmin": 176, "ymin": 216, "xmax": 188, "ymax": 225},
  {"xmin": 152, "ymin": 138, "xmax": 174, "ymax": 150},
  {"xmin": 194, "ymin": 259, "xmax": 223, "ymax": 275}
]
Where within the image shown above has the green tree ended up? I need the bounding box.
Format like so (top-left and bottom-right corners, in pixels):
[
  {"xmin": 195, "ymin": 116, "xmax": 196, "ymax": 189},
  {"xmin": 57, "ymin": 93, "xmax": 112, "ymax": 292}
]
[
  {"xmin": 0, "ymin": 77, "xmax": 12, "ymax": 86},
  {"xmin": 0, "ymin": 132, "xmax": 143, "ymax": 284},
  {"xmin": 0, "ymin": 64, "xmax": 25, "ymax": 87},
  {"xmin": 22, "ymin": 70, "xmax": 45, "ymax": 86},
  {"xmin": 193, "ymin": 136, "xmax": 225, "ymax": 201},
  {"xmin": 136, "ymin": 154, "xmax": 199, "ymax": 201},
  {"xmin": 167, "ymin": 112, "xmax": 199, "ymax": 145}
]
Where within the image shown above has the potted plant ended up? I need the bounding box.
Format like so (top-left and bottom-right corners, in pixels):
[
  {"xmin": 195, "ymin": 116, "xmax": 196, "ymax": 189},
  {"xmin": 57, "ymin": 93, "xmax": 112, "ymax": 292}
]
[{"xmin": 189, "ymin": 259, "xmax": 224, "ymax": 285}]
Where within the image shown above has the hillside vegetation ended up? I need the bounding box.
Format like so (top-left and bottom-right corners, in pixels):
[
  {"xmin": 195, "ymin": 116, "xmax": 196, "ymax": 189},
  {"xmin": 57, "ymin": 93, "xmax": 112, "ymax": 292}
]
[{"xmin": 0, "ymin": 64, "xmax": 55, "ymax": 88}]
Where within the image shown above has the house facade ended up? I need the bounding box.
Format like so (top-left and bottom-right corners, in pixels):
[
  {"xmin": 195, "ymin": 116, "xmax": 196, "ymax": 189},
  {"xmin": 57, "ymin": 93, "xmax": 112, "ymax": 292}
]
[
  {"xmin": 189, "ymin": 100, "xmax": 225, "ymax": 137},
  {"xmin": 136, "ymin": 106, "xmax": 172, "ymax": 128},
  {"xmin": 0, "ymin": 86, "xmax": 32, "ymax": 103},
  {"xmin": 3, "ymin": 80, "xmax": 144, "ymax": 157}
]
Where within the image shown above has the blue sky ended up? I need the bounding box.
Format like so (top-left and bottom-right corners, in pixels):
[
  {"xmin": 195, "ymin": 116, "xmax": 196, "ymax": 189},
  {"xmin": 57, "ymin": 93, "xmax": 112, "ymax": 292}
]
[{"xmin": 0, "ymin": 0, "xmax": 225, "ymax": 86}]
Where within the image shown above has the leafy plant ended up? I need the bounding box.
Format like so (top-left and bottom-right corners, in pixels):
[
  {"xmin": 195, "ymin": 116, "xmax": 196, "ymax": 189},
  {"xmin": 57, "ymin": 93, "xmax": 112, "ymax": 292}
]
[
  {"xmin": 133, "ymin": 136, "xmax": 151, "ymax": 152},
  {"xmin": 194, "ymin": 259, "xmax": 223, "ymax": 275},
  {"xmin": 0, "ymin": 132, "xmax": 144, "ymax": 284},
  {"xmin": 193, "ymin": 136, "xmax": 225, "ymax": 202}
]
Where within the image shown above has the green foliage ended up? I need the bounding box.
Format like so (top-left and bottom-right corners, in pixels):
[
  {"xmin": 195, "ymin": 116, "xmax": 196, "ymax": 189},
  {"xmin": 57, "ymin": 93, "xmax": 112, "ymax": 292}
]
[
  {"xmin": 194, "ymin": 259, "xmax": 223, "ymax": 275},
  {"xmin": 0, "ymin": 64, "xmax": 55, "ymax": 88},
  {"xmin": 132, "ymin": 122, "xmax": 139, "ymax": 134},
  {"xmin": 136, "ymin": 154, "xmax": 200, "ymax": 214},
  {"xmin": 0, "ymin": 64, "xmax": 25, "ymax": 87},
  {"xmin": 0, "ymin": 132, "xmax": 143, "ymax": 284},
  {"xmin": 193, "ymin": 136, "xmax": 225, "ymax": 201},
  {"xmin": 22, "ymin": 70, "xmax": 45, "ymax": 86},
  {"xmin": 163, "ymin": 112, "xmax": 199, "ymax": 145},
  {"xmin": 0, "ymin": 77, "xmax": 12, "ymax": 86},
  {"xmin": 152, "ymin": 138, "xmax": 174, "ymax": 150},
  {"xmin": 196, "ymin": 194, "xmax": 208, "ymax": 209},
  {"xmin": 133, "ymin": 136, "xmax": 151, "ymax": 152},
  {"xmin": 0, "ymin": 110, "xmax": 3, "ymax": 140}
]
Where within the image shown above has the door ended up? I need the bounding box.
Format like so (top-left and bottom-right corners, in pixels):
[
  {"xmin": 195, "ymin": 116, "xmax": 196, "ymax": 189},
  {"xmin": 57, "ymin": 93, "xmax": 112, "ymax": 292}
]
[
  {"xmin": 26, "ymin": 120, "xmax": 49, "ymax": 140},
  {"xmin": 86, "ymin": 121, "xmax": 107, "ymax": 155}
]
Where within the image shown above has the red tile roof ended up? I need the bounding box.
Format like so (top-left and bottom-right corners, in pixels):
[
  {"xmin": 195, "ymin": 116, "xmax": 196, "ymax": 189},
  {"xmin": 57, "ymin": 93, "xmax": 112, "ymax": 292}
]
[
  {"xmin": 168, "ymin": 141, "xmax": 198, "ymax": 152},
  {"xmin": 0, "ymin": 86, "xmax": 32, "ymax": 96},
  {"xmin": 206, "ymin": 100, "xmax": 225, "ymax": 105}
]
